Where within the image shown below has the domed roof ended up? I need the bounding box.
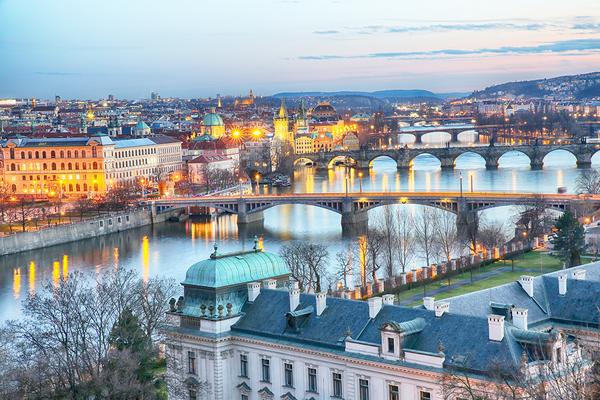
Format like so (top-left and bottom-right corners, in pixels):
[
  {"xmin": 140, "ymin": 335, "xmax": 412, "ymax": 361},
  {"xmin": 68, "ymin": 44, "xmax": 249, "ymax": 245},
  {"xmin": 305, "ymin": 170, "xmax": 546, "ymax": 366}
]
[
  {"xmin": 312, "ymin": 102, "xmax": 337, "ymax": 118},
  {"xmin": 202, "ymin": 108, "xmax": 224, "ymax": 127},
  {"xmin": 135, "ymin": 120, "xmax": 150, "ymax": 131},
  {"xmin": 182, "ymin": 246, "xmax": 289, "ymax": 288}
]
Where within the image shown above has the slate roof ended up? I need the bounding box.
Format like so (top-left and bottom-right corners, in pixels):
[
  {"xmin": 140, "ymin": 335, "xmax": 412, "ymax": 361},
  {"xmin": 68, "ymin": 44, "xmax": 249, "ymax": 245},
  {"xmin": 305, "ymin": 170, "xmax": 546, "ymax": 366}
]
[
  {"xmin": 231, "ymin": 262, "xmax": 600, "ymax": 376},
  {"xmin": 444, "ymin": 263, "xmax": 600, "ymax": 328}
]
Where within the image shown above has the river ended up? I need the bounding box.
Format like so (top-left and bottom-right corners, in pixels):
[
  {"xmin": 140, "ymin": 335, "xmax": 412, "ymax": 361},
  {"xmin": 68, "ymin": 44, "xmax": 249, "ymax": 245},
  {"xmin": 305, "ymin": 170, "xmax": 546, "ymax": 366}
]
[{"xmin": 1, "ymin": 149, "xmax": 597, "ymax": 321}]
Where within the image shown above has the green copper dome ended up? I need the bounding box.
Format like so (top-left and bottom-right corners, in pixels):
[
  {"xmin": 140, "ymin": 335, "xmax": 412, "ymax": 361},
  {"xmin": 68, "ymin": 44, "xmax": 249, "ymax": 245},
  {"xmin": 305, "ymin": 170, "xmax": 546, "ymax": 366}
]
[
  {"xmin": 182, "ymin": 247, "xmax": 289, "ymax": 288},
  {"xmin": 135, "ymin": 120, "xmax": 150, "ymax": 130},
  {"xmin": 202, "ymin": 108, "xmax": 224, "ymax": 127}
]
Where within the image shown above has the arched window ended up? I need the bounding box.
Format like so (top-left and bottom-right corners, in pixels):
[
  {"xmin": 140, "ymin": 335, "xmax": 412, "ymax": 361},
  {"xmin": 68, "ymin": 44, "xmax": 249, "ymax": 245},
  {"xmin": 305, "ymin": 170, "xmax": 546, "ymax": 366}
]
[
  {"xmin": 75, "ymin": 163, "xmax": 79, "ymax": 170},
  {"xmin": 52, "ymin": 163, "xmax": 56, "ymax": 171},
  {"xmin": 50, "ymin": 150, "xmax": 56, "ymax": 158},
  {"xmin": 35, "ymin": 151, "xmax": 39, "ymax": 159},
  {"xmin": 81, "ymin": 151, "xmax": 86, "ymax": 158},
  {"xmin": 10, "ymin": 164, "xmax": 15, "ymax": 171},
  {"xmin": 67, "ymin": 151, "xmax": 71, "ymax": 158},
  {"xmin": 68, "ymin": 163, "xmax": 72, "ymax": 170},
  {"xmin": 74, "ymin": 150, "xmax": 79, "ymax": 158},
  {"xmin": 60, "ymin": 150, "xmax": 64, "ymax": 158},
  {"xmin": 43, "ymin": 163, "xmax": 47, "ymax": 170},
  {"xmin": 61, "ymin": 163, "xmax": 65, "ymax": 170},
  {"xmin": 20, "ymin": 151, "xmax": 25, "ymax": 159},
  {"xmin": 76, "ymin": 184, "xmax": 80, "ymax": 192},
  {"xmin": 11, "ymin": 184, "xmax": 16, "ymax": 193},
  {"xmin": 68, "ymin": 184, "xmax": 73, "ymax": 192},
  {"xmin": 42, "ymin": 151, "xmax": 47, "ymax": 158},
  {"xmin": 82, "ymin": 163, "xmax": 86, "ymax": 170},
  {"xmin": 28, "ymin": 151, "xmax": 32, "ymax": 159},
  {"xmin": 83, "ymin": 183, "xmax": 88, "ymax": 191},
  {"xmin": 93, "ymin": 162, "xmax": 98, "ymax": 169},
  {"xmin": 94, "ymin": 183, "xmax": 98, "ymax": 191}
]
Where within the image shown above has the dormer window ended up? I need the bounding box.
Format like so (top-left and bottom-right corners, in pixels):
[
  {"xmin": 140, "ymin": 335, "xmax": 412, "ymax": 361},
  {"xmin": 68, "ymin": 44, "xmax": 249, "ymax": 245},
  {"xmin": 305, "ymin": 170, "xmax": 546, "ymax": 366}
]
[{"xmin": 387, "ymin": 337, "xmax": 395, "ymax": 353}]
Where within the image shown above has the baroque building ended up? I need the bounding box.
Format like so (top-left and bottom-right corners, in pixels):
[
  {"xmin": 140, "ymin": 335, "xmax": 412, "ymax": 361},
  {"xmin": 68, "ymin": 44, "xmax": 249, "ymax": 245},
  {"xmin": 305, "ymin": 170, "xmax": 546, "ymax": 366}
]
[{"xmin": 163, "ymin": 245, "xmax": 600, "ymax": 400}]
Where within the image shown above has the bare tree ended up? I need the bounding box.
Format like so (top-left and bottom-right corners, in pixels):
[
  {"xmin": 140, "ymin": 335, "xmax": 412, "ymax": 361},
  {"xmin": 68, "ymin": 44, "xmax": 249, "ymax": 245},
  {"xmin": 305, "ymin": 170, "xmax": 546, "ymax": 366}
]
[
  {"xmin": 479, "ymin": 222, "xmax": 507, "ymax": 253},
  {"xmin": 415, "ymin": 207, "xmax": 439, "ymax": 265},
  {"xmin": 515, "ymin": 195, "xmax": 551, "ymax": 242},
  {"xmin": 434, "ymin": 210, "xmax": 459, "ymax": 262},
  {"xmin": 576, "ymin": 169, "xmax": 600, "ymax": 194},
  {"xmin": 358, "ymin": 227, "xmax": 385, "ymax": 285},
  {"xmin": 280, "ymin": 242, "xmax": 329, "ymax": 292},
  {"xmin": 335, "ymin": 249, "xmax": 354, "ymax": 290},
  {"xmin": 378, "ymin": 207, "xmax": 398, "ymax": 278},
  {"xmin": 396, "ymin": 208, "xmax": 415, "ymax": 274}
]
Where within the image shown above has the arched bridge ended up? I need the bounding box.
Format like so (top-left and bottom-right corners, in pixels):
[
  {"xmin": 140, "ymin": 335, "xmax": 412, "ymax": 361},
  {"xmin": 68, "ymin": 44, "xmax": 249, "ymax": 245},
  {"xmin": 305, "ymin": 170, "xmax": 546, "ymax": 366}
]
[
  {"xmin": 294, "ymin": 142, "xmax": 600, "ymax": 170},
  {"xmin": 146, "ymin": 192, "xmax": 600, "ymax": 235}
]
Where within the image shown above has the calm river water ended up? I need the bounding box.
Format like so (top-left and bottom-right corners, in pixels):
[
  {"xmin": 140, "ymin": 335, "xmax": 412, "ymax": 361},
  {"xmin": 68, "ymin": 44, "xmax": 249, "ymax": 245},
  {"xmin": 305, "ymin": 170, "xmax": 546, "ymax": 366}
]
[{"xmin": 1, "ymin": 149, "xmax": 597, "ymax": 320}]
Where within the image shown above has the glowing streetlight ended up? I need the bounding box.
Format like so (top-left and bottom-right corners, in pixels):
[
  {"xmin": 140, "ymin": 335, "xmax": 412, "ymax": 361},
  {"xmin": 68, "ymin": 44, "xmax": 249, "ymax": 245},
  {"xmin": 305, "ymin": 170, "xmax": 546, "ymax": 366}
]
[{"xmin": 358, "ymin": 171, "xmax": 363, "ymax": 193}]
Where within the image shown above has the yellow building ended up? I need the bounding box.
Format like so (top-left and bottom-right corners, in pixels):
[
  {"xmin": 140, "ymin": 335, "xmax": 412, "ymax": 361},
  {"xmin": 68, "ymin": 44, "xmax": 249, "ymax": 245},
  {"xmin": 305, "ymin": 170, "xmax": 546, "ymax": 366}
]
[
  {"xmin": 273, "ymin": 99, "xmax": 293, "ymax": 145},
  {"xmin": 1, "ymin": 135, "xmax": 182, "ymax": 198},
  {"xmin": 1, "ymin": 136, "xmax": 108, "ymax": 197},
  {"xmin": 341, "ymin": 132, "xmax": 360, "ymax": 150},
  {"xmin": 294, "ymin": 136, "xmax": 314, "ymax": 154}
]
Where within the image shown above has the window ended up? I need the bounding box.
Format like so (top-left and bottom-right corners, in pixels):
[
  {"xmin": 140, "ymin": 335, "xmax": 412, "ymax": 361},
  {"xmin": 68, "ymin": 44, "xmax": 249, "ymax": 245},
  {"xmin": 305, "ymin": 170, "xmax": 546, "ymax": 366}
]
[
  {"xmin": 187, "ymin": 351, "xmax": 196, "ymax": 375},
  {"xmin": 188, "ymin": 389, "xmax": 197, "ymax": 400},
  {"xmin": 359, "ymin": 379, "xmax": 369, "ymax": 400},
  {"xmin": 261, "ymin": 358, "xmax": 270, "ymax": 382},
  {"xmin": 240, "ymin": 354, "xmax": 248, "ymax": 378},
  {"xmin": 420, "ymin": 390, "xmax": 431, "ymax": 400},
  {"xmin": 284, "ymin": 362, "xmax": 293, "ymax": 387},
  {"xmin": 389, "ymin": 385, "xmax": 400, "ymax": 400},
  {"xmin": 387, "ymin": 337, "xmax": 395, "ymax": 353},
  {"xmin": 332, "ymin": 372, "xmax": 342, "ymax": 397},
  {"xmin": 307, "ymin": 367, "xmax": 317, "ymax": 392},
  {"xmin": 241, "ymin": 395, "xmax": 248, "ymax": 400}
]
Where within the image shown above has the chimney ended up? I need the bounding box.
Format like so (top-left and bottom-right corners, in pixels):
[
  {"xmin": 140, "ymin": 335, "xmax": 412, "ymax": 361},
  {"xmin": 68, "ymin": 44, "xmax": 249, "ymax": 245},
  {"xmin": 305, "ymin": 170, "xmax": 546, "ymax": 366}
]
[
  {"xmin": 289, "ymin": 280, "xmax": 300, "ymax": 312},
  {"xmin": 368, "ymin": 297, "xmax": 382, "ymax": 319},
  {"xmin": 488, "ymin": 315, "xmax": 505, "ymax": 342},
  {"xmin": 512, "ymin": 308, "xmax": 528, "ymax": 330},
  {"xmin": 558, "ymin": 274, "xmax": 567, "ymax": 296},
  {"xmin": 263, "ymin": 279, "xmax": 277, "ymax": 290},
  {"xmin": 316, "ymin": 292, "xmax": 327, "ymax": 316},
  {"xmin": 519, "ymin": 276, "xmax": 534, "ymax": 297},
  {"xmin": 247, "ymin": 282, "xmax": 261, "ymax": 302},
  {"xmin": 434, "ymin": 301, "xmax": 450, "ymax": 318},
  {"xmin": 382, "ymin": 294, "xmax": 395, "ymax": 305},
  {"xmin": 572, "ymin": 269, "xmax": 586, "ymax": 281},
  {"xmin": 423, "ymin": 296, "xmax": 435, "ymax": 311}
]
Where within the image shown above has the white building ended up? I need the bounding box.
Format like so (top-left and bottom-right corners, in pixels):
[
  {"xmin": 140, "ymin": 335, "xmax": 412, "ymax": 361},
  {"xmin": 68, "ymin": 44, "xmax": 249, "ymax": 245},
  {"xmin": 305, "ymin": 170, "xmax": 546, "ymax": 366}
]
[{"xmin": 163, "ymin": 245, "xmax": 599, "ymax": 400}]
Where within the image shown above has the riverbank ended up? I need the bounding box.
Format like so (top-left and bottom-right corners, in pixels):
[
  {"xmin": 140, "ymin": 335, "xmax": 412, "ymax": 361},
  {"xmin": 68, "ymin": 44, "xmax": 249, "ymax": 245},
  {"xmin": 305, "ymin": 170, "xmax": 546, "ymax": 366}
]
[{"xmin": 0, "ymin": 207, "xmax": 185, "ymax": 256}]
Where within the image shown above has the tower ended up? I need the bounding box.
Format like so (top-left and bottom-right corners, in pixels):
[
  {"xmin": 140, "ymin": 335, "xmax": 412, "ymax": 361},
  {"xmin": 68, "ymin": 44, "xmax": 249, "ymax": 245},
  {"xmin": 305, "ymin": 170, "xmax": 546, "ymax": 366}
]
[
  {"xmin": 295, "ymin": 99, "xmax": 309, "ymax": 135},
  {"xmin": 107, "ymin": 115, "xmax": 122, "ymax": 137},
  {"xmin": 273, "ymin": 99, "xmax": 291, "ymax": 143}
]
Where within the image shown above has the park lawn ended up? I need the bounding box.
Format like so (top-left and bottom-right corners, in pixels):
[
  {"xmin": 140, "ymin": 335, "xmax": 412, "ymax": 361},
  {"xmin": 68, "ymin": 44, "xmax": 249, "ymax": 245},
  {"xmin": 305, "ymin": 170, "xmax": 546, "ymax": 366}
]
[{"xmin": 394, "ymin": 251, "xmax": 565, "ymax": 305}]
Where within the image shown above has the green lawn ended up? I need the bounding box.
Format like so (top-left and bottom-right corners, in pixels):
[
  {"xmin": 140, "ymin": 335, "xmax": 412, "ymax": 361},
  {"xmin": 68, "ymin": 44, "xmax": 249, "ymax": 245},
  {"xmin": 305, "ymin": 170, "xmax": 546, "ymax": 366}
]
[{"xmin": 390, "ymin": 251, "xmax": 566, "ymax": 306}]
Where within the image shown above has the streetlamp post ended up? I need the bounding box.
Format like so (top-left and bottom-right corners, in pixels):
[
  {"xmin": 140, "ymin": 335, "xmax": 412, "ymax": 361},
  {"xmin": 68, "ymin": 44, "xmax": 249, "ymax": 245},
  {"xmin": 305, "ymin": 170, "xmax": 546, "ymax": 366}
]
[
  {"xmin": 459, "ymin": 172, "xmax": 463, "ymax": 197},
  {"xmin": 358, "ymin": 171, "xmax": 363, "ymax": 193}
]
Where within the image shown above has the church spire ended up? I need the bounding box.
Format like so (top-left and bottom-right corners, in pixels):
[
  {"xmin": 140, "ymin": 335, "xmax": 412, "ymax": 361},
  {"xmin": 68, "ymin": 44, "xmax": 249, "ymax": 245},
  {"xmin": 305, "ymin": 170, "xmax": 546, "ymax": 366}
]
[{"xmin": 278, "ymin": 98, "xmax": 287, "ymax": 118}]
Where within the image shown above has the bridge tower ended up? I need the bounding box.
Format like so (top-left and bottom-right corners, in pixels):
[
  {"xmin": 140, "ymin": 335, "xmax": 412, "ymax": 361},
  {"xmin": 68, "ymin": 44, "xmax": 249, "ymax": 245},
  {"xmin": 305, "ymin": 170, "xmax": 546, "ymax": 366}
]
[{"xmin": 274, "ymin": 99, "xmax": 292, "ymax": 146}]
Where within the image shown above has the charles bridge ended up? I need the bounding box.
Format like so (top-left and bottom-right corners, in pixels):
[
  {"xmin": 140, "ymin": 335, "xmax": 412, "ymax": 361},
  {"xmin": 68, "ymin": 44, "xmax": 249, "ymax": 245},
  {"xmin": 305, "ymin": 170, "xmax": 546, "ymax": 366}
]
[{"xmin": 293, "ymin": 142, "xmax": 600, "ymax": 170}]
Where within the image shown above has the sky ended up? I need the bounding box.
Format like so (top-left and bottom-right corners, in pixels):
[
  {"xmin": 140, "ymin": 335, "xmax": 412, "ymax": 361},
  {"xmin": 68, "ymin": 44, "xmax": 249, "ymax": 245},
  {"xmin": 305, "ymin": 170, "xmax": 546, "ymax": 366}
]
[{"xmin": 1, "ymin": 0, "xmax": 600, "ymax": 99}]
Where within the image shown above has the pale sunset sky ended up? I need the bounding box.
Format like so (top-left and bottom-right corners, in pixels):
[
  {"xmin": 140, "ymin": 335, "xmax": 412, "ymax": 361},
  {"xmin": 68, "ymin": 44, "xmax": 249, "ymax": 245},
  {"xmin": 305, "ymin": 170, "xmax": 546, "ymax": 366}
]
[{"xmin": 1, "ymin": 0, "xmax": 599, "ymax": 98}]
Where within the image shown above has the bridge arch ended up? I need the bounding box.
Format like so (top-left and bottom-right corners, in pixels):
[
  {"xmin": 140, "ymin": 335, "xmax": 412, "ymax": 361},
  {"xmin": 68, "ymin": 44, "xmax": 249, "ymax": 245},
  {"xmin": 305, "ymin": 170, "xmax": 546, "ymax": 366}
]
[
  {"xmin": 454, "ymin": 151, "xmax": 486, "ymax": 169},
  {"xmin": 368, "ymin": 154, "xmax": 398, "ymax": 168},
  {"xmin": 497, "ymin": 150, "xmax": 532, "ymax": 168},
  {"xmin": 410, "ymin": 152, "xmax": 441, "ymax": 169},
  {"xmin": 327, "ymin": 155, "xmax": 357, "ymax": 169},
  {"xmin": 397, "ymin": 133, "xmax": 416, "ymax": 144},
  {"xmin": 293, "ymin": 157, "xmax": 316, "ymax": 167},
  {"xmin": 421, "ymin": 131, "xmax": 451, "ymax": 144},
  {"xmin": 456, "ymin": 130, "xmax": 478, "ymax": 143},
  {"xmin": 542, "ymin": 149, "xmax": 577, "ymax": 167}
]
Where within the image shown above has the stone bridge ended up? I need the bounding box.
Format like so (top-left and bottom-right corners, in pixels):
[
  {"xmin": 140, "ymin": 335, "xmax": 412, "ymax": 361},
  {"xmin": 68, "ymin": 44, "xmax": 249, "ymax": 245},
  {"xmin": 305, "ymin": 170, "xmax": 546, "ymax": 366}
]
[
  {"xmin": 146, "ymin": 192, "xmax": 599, "ymax": 235},
  {"xmin": 294, "ymin": 142, "xmax": 600, "ymax": 170}
]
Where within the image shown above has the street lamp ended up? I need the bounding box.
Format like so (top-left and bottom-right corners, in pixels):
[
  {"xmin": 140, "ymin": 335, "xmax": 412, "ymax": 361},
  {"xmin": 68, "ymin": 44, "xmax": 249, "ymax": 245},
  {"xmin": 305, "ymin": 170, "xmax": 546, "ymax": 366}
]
[
  {"xmin": 255, "ymin": 173, "xmax": 260, "ymax": 194},
  {"xmin": 358, "ymin": 171, "xmax": 363, "ymax": 193},
  {"xmin": 459, "ymin": 172, "xmax": 463, "ymax": 197}
]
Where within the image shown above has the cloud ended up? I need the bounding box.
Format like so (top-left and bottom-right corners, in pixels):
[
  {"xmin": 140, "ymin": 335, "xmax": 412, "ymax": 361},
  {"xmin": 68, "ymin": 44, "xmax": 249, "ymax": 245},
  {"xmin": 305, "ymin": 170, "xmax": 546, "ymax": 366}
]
[
  {"xmin": 299, "ymin": 38, "xmax": 600, "ymax": 60},
  {"xmin": 572, "ymin": 23, "xmax": 600, "ymax": 31},
  {"xmin": 313, "ymin": 30, "xmax": 340, "ymax": 35}
]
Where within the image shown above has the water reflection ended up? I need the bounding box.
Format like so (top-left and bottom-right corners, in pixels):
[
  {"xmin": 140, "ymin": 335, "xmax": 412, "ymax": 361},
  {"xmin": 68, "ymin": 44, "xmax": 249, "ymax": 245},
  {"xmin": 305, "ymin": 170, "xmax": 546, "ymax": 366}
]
[{"xmin": 2, "ymin": 153, "xmax": 600, "ymax": 321}]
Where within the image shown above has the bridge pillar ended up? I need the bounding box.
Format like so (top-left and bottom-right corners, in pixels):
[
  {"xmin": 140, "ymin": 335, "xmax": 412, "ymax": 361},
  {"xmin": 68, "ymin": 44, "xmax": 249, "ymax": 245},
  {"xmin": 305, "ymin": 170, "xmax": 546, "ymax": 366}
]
[
  {"xmin": 237, "ymin": 210, "xmax": 264, "ymax": 225},
  {"xmin": 451, "ymin": 132, "xmax": 459, "ymax": 142},
  {"xmin": 341, "ymin": 198, "xmax": 368, "ymax": 236},
  {"xmin": 415, "ymin": 134, "xmax": 422, "ymax": 144},
  {"xmin": 576, "ymin": 153, "xmax": 593, "ymax": 168},
  {"xmin": 356, "ymin": 160, "xmax": 371, "ymax": 171},
  {"xmin": 485, "ymin": 156, "xmax": 499, "ymax": 170},
  {"xmin": 440, "ymin": 156, "xmax": 454, "ymax": 169},
  {"xmin": 456, "ymin": 199, "xmax": 477, "ymax": 241},
  {"xmin": 530, "ymin": 158, "xmax": 543, "ymax": 170}
]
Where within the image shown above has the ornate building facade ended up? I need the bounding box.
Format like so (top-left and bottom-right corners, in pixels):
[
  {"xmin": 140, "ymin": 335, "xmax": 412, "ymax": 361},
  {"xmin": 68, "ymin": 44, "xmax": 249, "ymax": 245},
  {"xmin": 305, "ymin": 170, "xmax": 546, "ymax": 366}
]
[{"xmin": 163, "ymin": 245, "xmax": 599, "ymax": 400}]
